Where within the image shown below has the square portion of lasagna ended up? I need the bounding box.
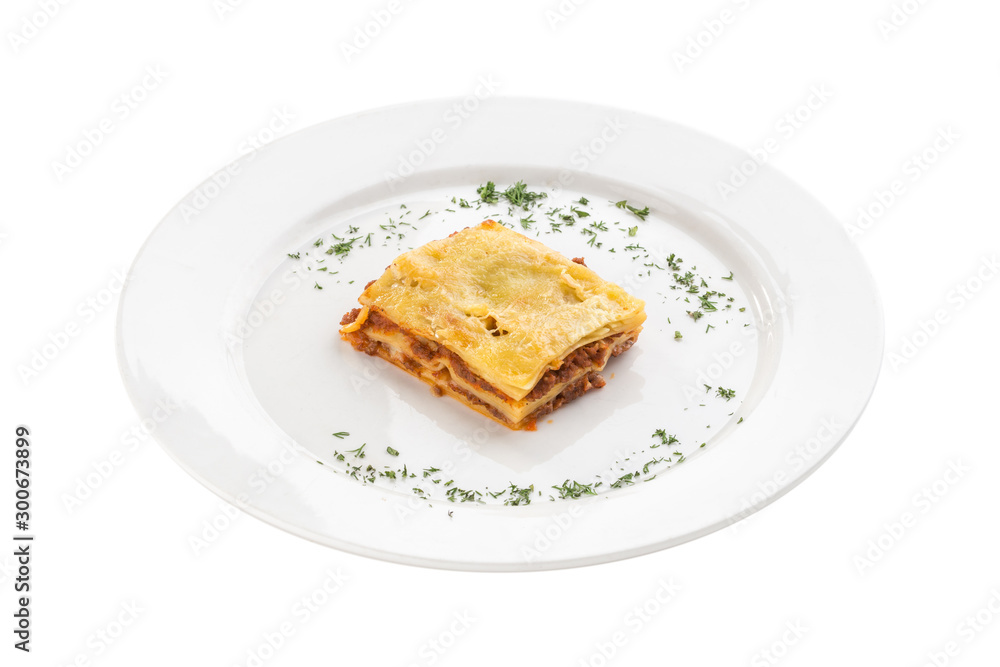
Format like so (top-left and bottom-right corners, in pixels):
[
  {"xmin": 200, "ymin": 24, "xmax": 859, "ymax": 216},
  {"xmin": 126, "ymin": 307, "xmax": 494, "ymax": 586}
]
[{"xmin": 339, "ymin": 220, "xmax": 646, "ymax": 430}]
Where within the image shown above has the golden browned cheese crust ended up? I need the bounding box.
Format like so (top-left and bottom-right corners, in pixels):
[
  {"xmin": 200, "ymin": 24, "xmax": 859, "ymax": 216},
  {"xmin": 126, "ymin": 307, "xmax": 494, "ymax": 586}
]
[{"xmin": 344, "ymin": 220, "xmax": 645, "ymax": 400}]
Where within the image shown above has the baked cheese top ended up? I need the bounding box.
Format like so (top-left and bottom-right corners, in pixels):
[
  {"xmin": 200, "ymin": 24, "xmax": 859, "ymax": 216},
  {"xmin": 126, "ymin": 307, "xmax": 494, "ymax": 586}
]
[{"xmin": 349, "ymin": 220, "xmax": 646, "ymax": 401}]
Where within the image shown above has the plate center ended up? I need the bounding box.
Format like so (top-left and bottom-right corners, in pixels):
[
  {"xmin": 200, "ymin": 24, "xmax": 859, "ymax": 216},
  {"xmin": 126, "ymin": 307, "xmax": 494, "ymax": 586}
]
[{"xmin": 240, "ymin": 171, "xmax": 766, "ymax": 505}]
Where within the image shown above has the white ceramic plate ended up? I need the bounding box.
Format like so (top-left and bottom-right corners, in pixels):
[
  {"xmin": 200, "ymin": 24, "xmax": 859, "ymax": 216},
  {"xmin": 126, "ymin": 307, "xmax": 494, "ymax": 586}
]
[{"xmin": 117, "ymin": 97, "xmax": 883, "ymax": 571}]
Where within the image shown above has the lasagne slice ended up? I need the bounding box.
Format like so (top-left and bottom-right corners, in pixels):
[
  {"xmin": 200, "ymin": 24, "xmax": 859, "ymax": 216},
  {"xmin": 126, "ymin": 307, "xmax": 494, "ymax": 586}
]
[{"xmin": 339, "ymin": 220, "xmax": 646, "ymax": 430}]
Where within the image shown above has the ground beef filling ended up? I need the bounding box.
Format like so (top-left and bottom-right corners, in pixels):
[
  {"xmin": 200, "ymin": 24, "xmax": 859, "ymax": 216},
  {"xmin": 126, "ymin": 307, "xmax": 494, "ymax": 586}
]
[
  {"xmin": 340, "ymin": 306, "xmax": 632, "ymax": 413},
  {"xmin": 340, "ymin": 307, "xmax": 362, "ymax": 327},
  {"xmin": 446, "ymin": 384, "xmax": 511, "ymax": 424},
  {"xmin": 526, "ymin": 372, "xmax": 606, "ymax": 425},
  {"xmin": 352, "ymin": 308, "xmax": 508, "ymax": 399},
  {"xmin": 447, "ymin": 373, "xmax": 607, "ymax": 430},
  {"xmin": 523, "ymin": 333, "xmax": 633, "ymax": 401}
]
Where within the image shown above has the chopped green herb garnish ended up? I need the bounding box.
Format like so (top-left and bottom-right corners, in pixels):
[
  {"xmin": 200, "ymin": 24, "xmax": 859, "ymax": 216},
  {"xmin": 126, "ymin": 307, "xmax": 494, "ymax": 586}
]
[
  {"xmin": 716, "ymin": 387, "xmax": 736, "ymax": 401},
  {"xmin": 501, "ymin": 181, "xmax": 548, "ymax": 209},
  {"xmin": 504, "ymin": 483, "xmax": 534, "ymax": 506},
  {"xmin": 652, "ymin": 430, "xmax": 679, "ymax": 447},
  {"xmin": 477, "ymin": 181, "xmax": 499, "ymax": 204},
  {"xmin": 552, "ymin": 480, "xmax": 597, "ymax": 499},
  {"xmin": 446, "ymin": 486, "xmax": 484, "ymax": 503},
  {"xmin": 674, "ymin": 271, "xmax": 695, "ymax": 287},
  {"xmin": 386, "ymin": 446, "xmax": 399, "ymax": 457},
  {"xmin": 615, "ymin": 200, "xmax": 650, "ymax": 220},
  {"xmin": 611, "ymin": 473, "xmax": 636, "ymax": 488},
  {"xmin": 642, "ymin": 457, "xmax": 666, "ymax": 474},
  {"xmin": 326, "ymin": 236, "xmax": 361, "ymax": 257}
]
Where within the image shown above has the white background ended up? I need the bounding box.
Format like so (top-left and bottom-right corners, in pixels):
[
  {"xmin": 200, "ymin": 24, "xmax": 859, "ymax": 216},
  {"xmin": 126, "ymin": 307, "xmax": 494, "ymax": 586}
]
[{"xmin": 3, "ymin": 0, "xmax": 999, "ymax": 665}]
